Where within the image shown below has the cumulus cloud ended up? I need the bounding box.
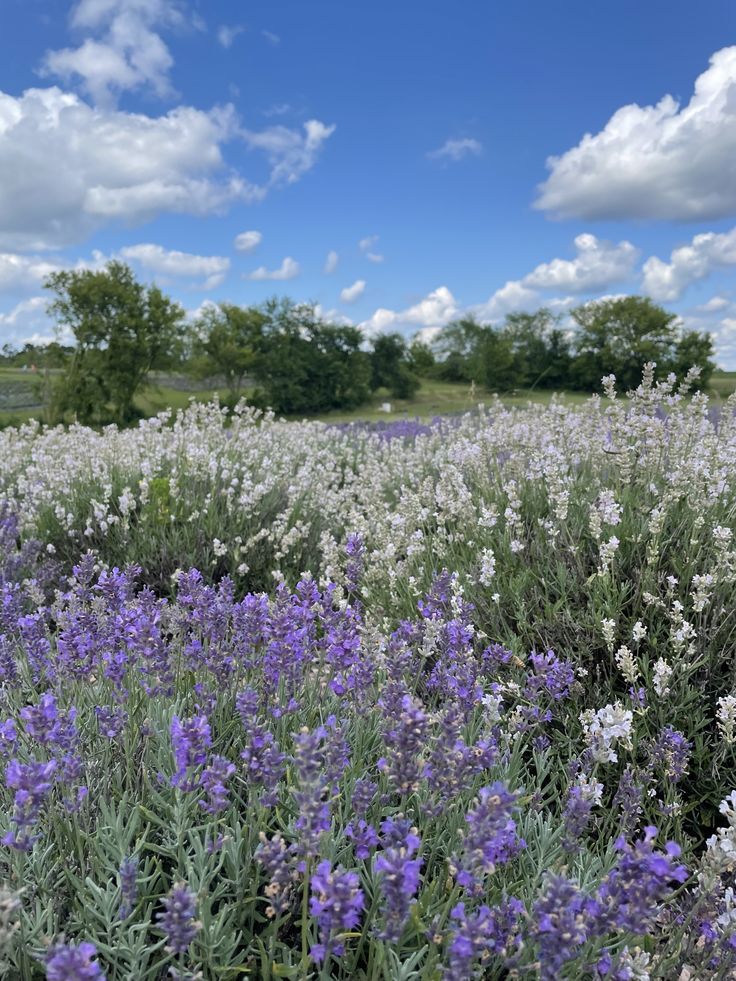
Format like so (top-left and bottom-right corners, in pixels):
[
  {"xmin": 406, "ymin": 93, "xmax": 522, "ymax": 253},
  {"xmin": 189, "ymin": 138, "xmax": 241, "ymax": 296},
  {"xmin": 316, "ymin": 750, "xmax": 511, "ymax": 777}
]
[
  {"xmin": 217, "ymin": 24, "xmax": 244, "ymax": 48},
  {"xmin": 523, "ymin": 234, "xmax": 639, "ymax": 292},
  {"xmin": 473, "ymin": 234, "xmax": 637, "ymax": 321},
  {"xmin": 536, "ymin": 47, "xmax": 736, "ymax": 221},
  {"xmin": 698, "ymin": 294, "xmax": 731, "ymax": 312},
  {"xmin": 427, "ymin": 137, "xmax": 483, "ymax": 162},
  {"xmin": 324, "ymin": 250, "xmax": 338, "ymax": 273},
  {"xmin": 241, "ymin": 119, "xmax": 336, "ymax": 187},
  {"xmin": 472, "ymin": 281, "xmax": 541, "ymax": 322},
  {"xmin": 0, "ymin": 253, "xmax": 61, "ymax": 294},
  {"xmin": 234, "ymin": 230, "xmax": 262, "ymax": 253},
  {"xmin": 0, "ymin": 296, "xmax": 66, "ymax": 346},
  {"xmin": 118, "ymin": 243, "xmax": 230, "ymax": 288},
  {"xmin": 642, "ymin": 227, "xmax": 736, "ymax": 300},
  {"xmin": 0, "ymin": 87, "xmax": 333, "ymax": 250},
  {"xmin": 340, "ymin": 279, "xmax": 366, "ymax": 303},
  {"xmin": 40, "ymin": 0, "xmax": 188, "ymax": 106},
  {"xmin": 246, "ymin": 256, "xmax": 300, "ymax": 281},
  {"xmin": 360, "ymin": 286, "xmax": 459, "ymax": 335}
]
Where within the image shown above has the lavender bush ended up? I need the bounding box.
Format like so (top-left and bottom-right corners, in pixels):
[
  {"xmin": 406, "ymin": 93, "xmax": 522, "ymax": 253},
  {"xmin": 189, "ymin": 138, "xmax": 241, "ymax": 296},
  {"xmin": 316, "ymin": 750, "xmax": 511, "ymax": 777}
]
[{"xmin": 0, "ymin": 366, "xmax": 735, "ymax": 977}]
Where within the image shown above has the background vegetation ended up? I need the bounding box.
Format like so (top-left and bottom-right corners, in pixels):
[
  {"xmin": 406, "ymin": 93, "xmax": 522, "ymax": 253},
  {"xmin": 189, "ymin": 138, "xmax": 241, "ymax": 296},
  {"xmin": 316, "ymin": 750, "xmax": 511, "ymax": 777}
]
[{"xmin": 0, "ymin": 262, "xmax": 726, "ymax": 428}]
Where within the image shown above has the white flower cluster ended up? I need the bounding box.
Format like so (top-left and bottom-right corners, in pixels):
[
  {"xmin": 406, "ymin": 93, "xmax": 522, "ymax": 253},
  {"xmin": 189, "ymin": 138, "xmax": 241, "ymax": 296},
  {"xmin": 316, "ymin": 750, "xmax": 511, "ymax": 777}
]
[{"xmin": 580, "ymin": 702, "xmax": 633, "ymax": 763}]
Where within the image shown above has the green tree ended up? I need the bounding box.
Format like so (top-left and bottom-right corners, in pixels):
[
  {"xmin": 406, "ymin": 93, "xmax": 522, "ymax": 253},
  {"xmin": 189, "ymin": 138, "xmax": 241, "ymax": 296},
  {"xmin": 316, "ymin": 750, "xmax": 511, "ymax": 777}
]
[
  {"xmin": 370, "ymin": 333, "xmax": 420, "ymax": 399},
  {"xmin": 433, "ymin": 317, "xmax": 488, "ymax": 383},
  {"xmin": 191, "ymin": 302, "xmax": 265, "ymax": 404},
  {"xmin": 502, "ymin": 309, "xmax": 562, "ymax": 388},
  {"xmin": 671, "ymin": 330, "xmax": 716, "ymax": 390},
  {"xmin": 408, "ymin": 337, "xmax": 436, "ymax": 377},
  {"xmin": 45, "ymin": 261, "xmax": 186, "ymax": 425},
  {"xmin": 252, "ymin": 299, "xmax": 371, "ymax": 414},
  {"xmin": 570, "ymin": 295, "xmax": 679, "ymax": 391}
]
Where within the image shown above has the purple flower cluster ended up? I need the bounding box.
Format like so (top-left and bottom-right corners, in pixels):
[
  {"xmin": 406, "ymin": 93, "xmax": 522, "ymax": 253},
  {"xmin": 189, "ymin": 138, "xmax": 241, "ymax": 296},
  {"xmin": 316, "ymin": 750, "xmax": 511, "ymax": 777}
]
[
  {"xmin": 118, "ymin": 856, "xmax": 138, "ymax": 919},
  {"xmin": 3, "ymin": 757, "xmax": 56, "ymax": 851},
  {"xmin": 157, "ymin": 881, "xmax": 200, "ymax": 955},
  {"xmin": 170, "ymin": 714, "xmax": 211, "ymax": 791},
  {"xmin": 444, "ymin": 898, "xmax": 523, "ymax": 980},
  {"xmin": 377, "ymin": 685, "xmax": 429, "ymax": 797},
  {"xmin": 309, "ymin": 860, "xmax": 364, "ymax": 963},
  {"xmin": 452, "ymin": 783, "xmax": 525, "ymax": 894},
  {"xmin": 374, "ymin": 824, "xmax": 422, "ymax": 942},
  {"xmin": 45, "ymin": 941, "xmax": 106, "ymax": 981}
]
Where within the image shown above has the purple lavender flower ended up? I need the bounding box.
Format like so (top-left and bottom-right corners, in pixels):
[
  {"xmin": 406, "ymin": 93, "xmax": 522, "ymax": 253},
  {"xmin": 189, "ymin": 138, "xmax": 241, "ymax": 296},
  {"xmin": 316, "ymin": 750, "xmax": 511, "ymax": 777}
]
[
  {"xmin": 377, "ymin": 686, "xmax": 429, "ymax": 797},
  {"xmin": 374, "ymin": 827, "xmax": 422, "ymax": 942},
  {"xmin": 292, "ymin": 725, "xmax": 338, "ymax": 859},
  {"xmin": 255, "ymin": 832, "xmax": 299, "ymax": 919},
  {"xmin": 170, "ymin": 715, "xmax": 211, "ymax": 791},
  {"xmin": 3, "ymin": 757, "xmax": 56, "ymax": 851},
  {"xmin": 95, "ymin": 706, "xmax": 127, "ymax": 739},
  {"xmin": 451, "ymin": 783, "xmax": 525, "ymax": 894},
  {"xmin": 346, "ymin": 819, "xmax": 379, "ymax": 859},
  {"xmin": 309, "ymin": 860, "xmax": 364, "ymax": 962},
  {"xmin": 562, "ymin": 786, "xmax": 595, "ymax": 853},
  {"xmin": 118, "ymin": 857, "xmax": 138, "ymax": 919},
  {"xmin": 649, "ymin": 726, "xmax": 691, "ymax": 782},
  {"xmin": 157, "ymin": 882, "xmax": 200, "ymax": 955},
  {"xmin": 351, "ymin": 777, "xmax": 377, "ymax": 817},
  {"xmin": 21, "ymin": 693, "xmax": 76, "ymax": 748},
  {"xmin": 444, "ymin": 898, "xmax": 523, "ymax": 980},
  {"xmin": 46, "ymin": 941, "xmax": 106, "ymax": 980},
  {"xmin": 199, "ymin": 755, "xmax": 236, "ymax": 814},
  {"xmin": 344, "ymin": 533, "xmax": 365, "ymax": 595},
  {"xmin": 533, "ymin": 876, "xmax": 601, "ymax": 980},
  {"xmin": 613, "ymin": 766, "xmax": 647, "ymax": 835},
  {"xmin": 0, "ymin": 719, "xmax": 16, "ymax": 756},
  {"xmin": 525, "ymin": 650, "xmax": 575, "ymax": 702},
  {"xmin": 596, "ymin": 826, "xmax": 688, "ymax": 933}
]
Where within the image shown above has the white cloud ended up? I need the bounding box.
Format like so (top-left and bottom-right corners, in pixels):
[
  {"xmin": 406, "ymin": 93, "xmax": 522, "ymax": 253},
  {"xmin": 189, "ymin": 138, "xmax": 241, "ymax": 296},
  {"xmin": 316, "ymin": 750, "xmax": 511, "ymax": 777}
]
[
  {"xmin": 473, "ymin": 234, "xmax": 637, "ymax": 321},
  {"xmin": 523, "ymin": 234, "xmax": 639, "ymax": 292},
  {"xmin": 642, "ymin": 227, "xmax": 736, "ymax": 300},
  {"xmin": 246, "ymin": 256, "xmax": 300, "ymax": 281},
  {"xmin": 241, "ymin": 119, "xmax": 336, "ymax": 187},
  {"xmin": 536, "ymin": 47, "xmax": 736, "ymax": 221},
  {"xmin": 41, "ymin": 0, "xmax": 188, "ymax": 106},
  {"xmin": 427, "ymin": 137, "xmax": 483, "ymax": 162},
  {"xmin": 359, "ymin": 235, "xmax": 384, "ymax": 263},
  {"xmin": 0, "ymin": 87, "xmax": 333, "ymax": 250},
  {"xmin": 313, "ymin": 303, "xmax": 353, "ymax": 326},
  {"xmin": 473, "ymin": 281, "xmax": 540, "ymax": 322},
  {"xmin": 698, "ymin": 294, "xmax": 731, "ymax": 312},
  {"xmin": 340, "ymin": 279, "xmax": 366, "ymax": 303},
  {"xmin": 217, "ymin": 24, "xmax": 244, "ymax": 48},
  {"xmin": 262, "ymin": 30, "xmax": 280, "ymax": 45},
  {"xmin": 360, "ymin": 286, "xmax": 459, "ymax": 335},
  {"xmin": 234, "ymin": 230, "xmax": 262, "ymax": 253},
  {"xmin": 324, "ymin": 250, "xmax": 338, "ymax": 273},
  {"xmin": 118, "ymin": 243, "xmax": 230, "ymax": 288},
  {"xmin": 0, "ymin": 296, "xmax": 63, "ymax": 346},
  {"xmin": 0, "ymin": 253, "xmax": 61, "ymax": 293}
]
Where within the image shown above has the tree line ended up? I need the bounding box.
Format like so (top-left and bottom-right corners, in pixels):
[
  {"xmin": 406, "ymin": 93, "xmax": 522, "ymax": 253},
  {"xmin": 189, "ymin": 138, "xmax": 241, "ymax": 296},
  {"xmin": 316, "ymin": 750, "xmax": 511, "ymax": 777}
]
[{"xmin": 0, "ymin": 261, "xmax": 718, "ymax": 424}]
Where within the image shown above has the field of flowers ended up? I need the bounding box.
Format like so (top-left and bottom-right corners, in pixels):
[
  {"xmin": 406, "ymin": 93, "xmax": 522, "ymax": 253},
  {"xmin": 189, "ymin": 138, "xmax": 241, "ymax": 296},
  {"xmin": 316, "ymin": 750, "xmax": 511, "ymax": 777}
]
[{"xmin": 1, "ymin": 364, "xmax": 736, "ymax": 979}]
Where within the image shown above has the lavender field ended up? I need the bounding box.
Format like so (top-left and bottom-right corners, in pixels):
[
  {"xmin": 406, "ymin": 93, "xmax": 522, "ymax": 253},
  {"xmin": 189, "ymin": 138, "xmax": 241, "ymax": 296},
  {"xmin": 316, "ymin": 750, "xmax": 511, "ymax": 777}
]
[{"xmin": 1, "ymin": 367, "xmax": 736, "ymax": 979}]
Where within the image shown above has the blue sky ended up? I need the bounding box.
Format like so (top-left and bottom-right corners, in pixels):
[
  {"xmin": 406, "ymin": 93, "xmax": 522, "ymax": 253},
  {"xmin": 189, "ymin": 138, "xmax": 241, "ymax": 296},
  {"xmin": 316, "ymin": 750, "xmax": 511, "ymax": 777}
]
[{"xmin": 2, "ymin": 0, "xmax": 736, "ymax": 366}]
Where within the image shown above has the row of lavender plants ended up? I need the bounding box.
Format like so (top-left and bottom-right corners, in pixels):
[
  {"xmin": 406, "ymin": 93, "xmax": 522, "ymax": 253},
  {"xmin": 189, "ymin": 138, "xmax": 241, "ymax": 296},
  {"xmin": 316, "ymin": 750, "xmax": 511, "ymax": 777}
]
[{"xmin": 0, "ymin": 365, "xmax": 735, "ymax": 977}]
